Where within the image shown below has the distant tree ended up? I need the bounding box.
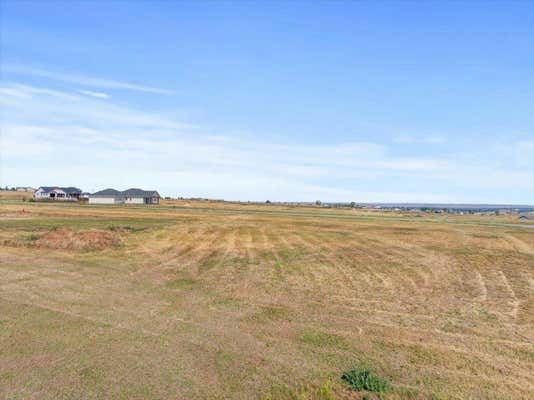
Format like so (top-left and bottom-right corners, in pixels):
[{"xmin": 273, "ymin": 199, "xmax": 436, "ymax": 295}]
[
  {"xmin": 265, "ymin": 200, "xmax": 271, "ymax": 204},
  {"xmin": 315, "ymin": 200, "xmax": 322, "ymax": 206},
  {"xmin": 350, "ymin": 201, "xmax": 356, "ymax": 208}
]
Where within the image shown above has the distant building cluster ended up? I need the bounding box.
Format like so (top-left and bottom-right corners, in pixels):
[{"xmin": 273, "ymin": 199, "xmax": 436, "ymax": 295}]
[
  {"xmin": 2, "ymin": 186, "xmax": 534, "ymax": 219},
  {"xmin": 29, "ymin": 186, "xmax": 160, "ymax": 205}
]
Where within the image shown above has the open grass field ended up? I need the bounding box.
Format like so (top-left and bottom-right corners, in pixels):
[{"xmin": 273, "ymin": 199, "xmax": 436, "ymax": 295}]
[{"xmin": 1, "ymin": 199, "xmax": 533, "ymax": 399}]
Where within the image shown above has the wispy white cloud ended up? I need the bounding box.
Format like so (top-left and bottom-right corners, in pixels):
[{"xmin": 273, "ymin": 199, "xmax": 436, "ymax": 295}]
[
  {"xmin": 0, "ymin": 87, "xmax": 31, "ymax": 98},
  {"xmin": 1, "ymin": 82, "xmax": 532, "ymax": 203},
  {"xmin": 393, "ymin": 134, "xmax": 446, "ymax": 144},
  {"xmin": 3, "ymin": 64, "xmax": 172, "ymax": 94},
  {"xmin": 0, "ymin": 83, "xmax": 191, "ymax": 130},
  {"xmin": 79, "ymin": 90, "xmax": 109, "ymax": 99},
  {"xmin": 0, "ymin": 83, "xmax": 78, "ymax": 99}
]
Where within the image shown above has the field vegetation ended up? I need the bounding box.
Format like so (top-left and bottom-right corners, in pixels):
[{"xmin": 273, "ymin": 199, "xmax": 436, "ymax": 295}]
[{"xmin": 1, "ymin": 197, "xmax": 533, "ymax": 399}]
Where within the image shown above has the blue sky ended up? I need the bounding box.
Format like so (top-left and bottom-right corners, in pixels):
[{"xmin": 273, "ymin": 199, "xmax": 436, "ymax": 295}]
[{"xmin": 1, "ymin": 1, "xmax": 533, "ymax": 203}]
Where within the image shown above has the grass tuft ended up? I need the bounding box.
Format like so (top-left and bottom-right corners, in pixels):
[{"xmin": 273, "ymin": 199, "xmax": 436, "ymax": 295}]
[{"xmin": 341, "ymin": 367, "xmax": 388, "ymax": 393}]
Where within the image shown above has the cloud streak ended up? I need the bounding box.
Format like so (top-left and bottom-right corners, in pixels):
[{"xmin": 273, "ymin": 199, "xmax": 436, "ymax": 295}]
[
  {"xmin": 392, "ymin": 134, "xmax": 446, "ymax": 144},
  {"xmin": 3, "ymin": 64, "xmax": 172, "ymax": 94},
  {"xmin": 79, "ymin": 90, "xmax": 109, "ymax": 99}
]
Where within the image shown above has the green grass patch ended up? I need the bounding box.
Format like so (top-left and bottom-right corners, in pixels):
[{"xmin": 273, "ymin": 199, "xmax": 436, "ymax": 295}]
[
  {"xmin": 262, "ymin": 380, "xmax": 336, "ymax": 400},
  {"xmin": 107, "ymin": 224, "xmax": 147, "ymax": 232},
  {"xmin": 246, "ymin": 305, "xmax": 289, "ymax": 323},
  {"xmin": 214, "ymin": 297, "xmax": 245, "ymax": 311},
  {"xmin": 27, "ymin": 233, "xmax": 41, "ymax": 241},
  {"xmin": 166, "ymin": 277, "xmax": 198, "ymax": 289},
  {"xmin": 341, "ymin": 367, "xmax": 388, "ymax": 393},
  {"xmin": 299, "ymin": 330, "xmax": 349, "ymax": 350},
  {"xmin": 79, "ymin": 365, "xmax": 105, "ymax": 384},
  {"xmin": 0, "ymin": 217, "xmax": 169, "ymax": 232}
]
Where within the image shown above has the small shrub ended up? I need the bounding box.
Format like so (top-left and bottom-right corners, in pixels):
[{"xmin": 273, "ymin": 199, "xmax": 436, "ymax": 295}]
[
  {"xmin": 27, "ymin": 233, "xmax": 40, "ymax": 241},
  {"xmin": 341, "ymin": 367, "xmax": 388, "ymax": 392}
]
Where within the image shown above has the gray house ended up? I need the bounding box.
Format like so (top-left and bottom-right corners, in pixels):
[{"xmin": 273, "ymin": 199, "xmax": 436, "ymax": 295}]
[{"xmin": 89, "ymin": 188, "xmax": 160, "ymax": 204}]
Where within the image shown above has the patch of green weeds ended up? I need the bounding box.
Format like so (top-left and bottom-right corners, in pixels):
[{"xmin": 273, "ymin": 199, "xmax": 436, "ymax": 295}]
[
  {"xmin": 214, "ymin": 297, "xmax": 244, "ymax": 311},
  {"xmin": 246, "ymin": 305, "xmax": 289, "ymax": 323},
  {"xmin": 166, "ymin": 277, "xmax": 197, "ymax": 289},
  {"xmin": 79, "ymin": 366, "xmax": 105, "ymax": 384},
  {"xmin": 27, "ymin": 233, "xmax": 40, "ymax": 241},
  {"xmin": 341, "ymin": 367, "xmax": 388, "ymax": 393},
  {"xmin": 262, "ymin": 380, "xmax": 336, "ymax": 400}
]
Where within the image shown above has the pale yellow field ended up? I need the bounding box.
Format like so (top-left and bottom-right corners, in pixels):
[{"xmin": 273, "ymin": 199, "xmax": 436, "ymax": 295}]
[{"xmin": 1, "ymin": 200, "xmax": 533, "ymax": 399}]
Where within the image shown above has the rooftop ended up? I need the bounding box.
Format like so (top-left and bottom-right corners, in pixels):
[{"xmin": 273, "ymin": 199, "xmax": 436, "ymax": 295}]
[
  {"xmin": 38, "ymin": 186, "xmax": 82, "ymax": 194},
  {"xmin": 90, "ymin": 188, "xmax": 160, "ymax": 197}
]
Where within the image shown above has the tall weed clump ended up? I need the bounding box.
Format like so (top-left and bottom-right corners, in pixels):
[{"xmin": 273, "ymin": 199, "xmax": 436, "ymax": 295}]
[{"xmin": 341, "ymin": 367, "xmax": 388, "ymax": 392}]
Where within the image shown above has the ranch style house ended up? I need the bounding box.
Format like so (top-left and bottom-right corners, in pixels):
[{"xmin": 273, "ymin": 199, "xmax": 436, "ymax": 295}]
[
  {"xmin": 34, "ymin": 186, "xmax": 82, "ymax": 201},
  {"xmin": 89, "ymin": 188, "xmax": 160, "ymax": 204}
]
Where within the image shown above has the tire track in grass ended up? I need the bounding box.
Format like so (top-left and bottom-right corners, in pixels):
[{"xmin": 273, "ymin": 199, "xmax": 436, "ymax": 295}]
[
  {"xmin": 498, "ymin": 270, "xmax": 520, "ymax": 320},
  {"xmin": 505, "ymin": 233, "xmax": 534, "ymax": 256},
  {"xmin": 201, "ymin": 225, "xmax": 237, "ymax": 282},
  {"xmin": 474, "ymin": 271, "xmax": 488, "ymax": 303},
  {"xmin": 135, "ymin": 224, "xmax": 204, "ymax": 270},
  {"xmin": 297, "ymin": 230, "xmax": 388, "ymax": 300},
  {"xmin": 160, "ymin": 226, "xmax": 221, "ymax": 274}
]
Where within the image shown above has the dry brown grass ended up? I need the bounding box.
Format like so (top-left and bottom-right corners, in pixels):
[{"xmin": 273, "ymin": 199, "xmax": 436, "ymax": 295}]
[
  {"xmin": 0, "ymin": 201, "xmax": 533, "ymax": 399},
  {"xmin": 33, "ymin": 228, "xmax": 121, "ymax": 250},
  {"xmin": 0, "ymin": 189, "xmax": 33, "ymax": 200}
]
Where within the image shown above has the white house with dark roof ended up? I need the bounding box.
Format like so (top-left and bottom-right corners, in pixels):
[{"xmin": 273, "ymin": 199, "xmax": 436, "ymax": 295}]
[
  {"xmin": 34, "ymin": 186, "xmax": 82, "ymax": 201},
  {"xmin": 89, "ymin": 188, "xmax": 160, "ymax": 204}
]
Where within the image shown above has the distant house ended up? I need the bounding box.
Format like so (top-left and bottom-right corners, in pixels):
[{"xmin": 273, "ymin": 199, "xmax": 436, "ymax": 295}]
[
  {"xmin": 89, "ymin": 188, "xmax": 160, "ymax": 204},
  {"xmin": 34, "ymin": 186, "xmax": 82, "ymax": 201},
  {"xmin": 16, "ymin": 187, "xmax": 36, "ymax": 192},
  {"xmin": 122, "ymin": 188, "xmax": 161, "ymax": 204}
]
